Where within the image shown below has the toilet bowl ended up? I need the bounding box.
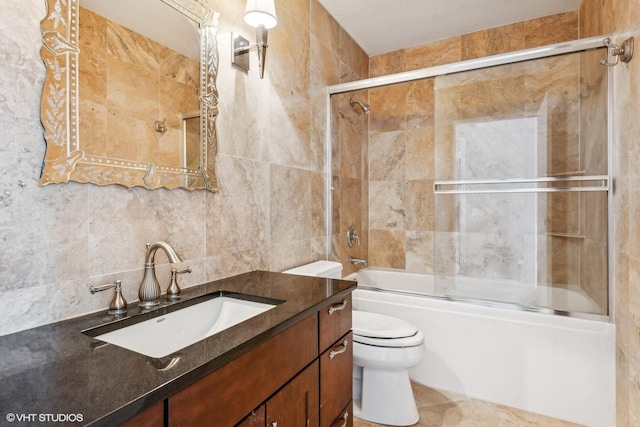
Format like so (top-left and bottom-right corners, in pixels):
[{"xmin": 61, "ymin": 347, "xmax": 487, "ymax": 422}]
[
  {"xmin": 283, "ymin": 261, "xmax": 425, "ymax": 426},
  {"xmin": 352, "ymin": 310, "xmax": 424, "ymax": 426}
]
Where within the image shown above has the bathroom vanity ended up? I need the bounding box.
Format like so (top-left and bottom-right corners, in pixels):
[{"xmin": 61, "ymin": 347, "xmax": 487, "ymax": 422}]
[
  {"xmin": 0, "ymin": 271, "xmax": 355, "ymax": 426},
  {"xmin": 169, "ymin": 293, "xmax": 352, "ymax": 426}
]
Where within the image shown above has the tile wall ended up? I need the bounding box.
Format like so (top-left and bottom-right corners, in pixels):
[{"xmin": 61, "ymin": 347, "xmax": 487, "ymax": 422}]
[
  {"xmin": 333, "ymin": 91, "xmax": 370, "ymax": 276},
  {"xmin": 581, "ymin": 0, "xmax": 640, "ymax": 424},
  {"xmin": 363, "ymin": 12, "xmax": 586, "ymax": 281},
  {"xmin": 0, "ymin": 0, "xmax": 367, "ymax": 336}
]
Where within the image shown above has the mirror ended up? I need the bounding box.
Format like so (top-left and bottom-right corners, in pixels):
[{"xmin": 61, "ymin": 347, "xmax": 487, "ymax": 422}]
[{"xmin": 39, "ymin": 0, "xmax": 220, "ymax": 191}]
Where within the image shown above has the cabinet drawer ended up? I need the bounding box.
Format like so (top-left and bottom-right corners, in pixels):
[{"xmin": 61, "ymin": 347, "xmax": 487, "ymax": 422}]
[
  {"xmin": 319, "ymin": 294, "xmax": 352, "ymax": 352},
  {"xmin": 329, "ymin": 401, "xmax": 353, "ymax": 427},
  {"xmin": 169, "ymin": 315, "xmax": 318, "ymax": 427},
  {"xmin": 320, "ymin": 331, "xmax": 353, "ymax": 427}
]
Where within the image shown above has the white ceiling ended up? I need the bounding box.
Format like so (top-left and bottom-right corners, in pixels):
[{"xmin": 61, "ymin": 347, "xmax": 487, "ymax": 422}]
[{"xmin": 318, "ymin": 0, "xmax": 582, "ymax": 56}]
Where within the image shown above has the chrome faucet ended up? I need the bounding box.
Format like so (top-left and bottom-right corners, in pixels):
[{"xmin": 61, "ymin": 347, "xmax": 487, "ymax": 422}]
[
  {"xmin": 349, "ymin": 257, "xmax": 368, "ymax": 266},
  {"xmin": 138, "ymin": 241, "xmax": 182, "ymax": 308}
]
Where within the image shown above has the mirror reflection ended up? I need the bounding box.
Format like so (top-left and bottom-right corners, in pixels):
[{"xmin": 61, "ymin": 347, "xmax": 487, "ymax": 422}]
[{"xmin": 39, "ymin": 0, "xmax": 220, "ymax": 191}]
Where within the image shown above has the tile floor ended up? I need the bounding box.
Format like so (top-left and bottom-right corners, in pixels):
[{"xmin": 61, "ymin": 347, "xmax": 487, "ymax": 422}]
[{"xmin": 353, "ymin": 381, "xmax": 584, "ymax": 427}]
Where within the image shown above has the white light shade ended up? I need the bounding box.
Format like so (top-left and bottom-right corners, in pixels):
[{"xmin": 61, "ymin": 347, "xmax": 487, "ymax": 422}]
[{"xmin": 244, "ymin": 0, "xmax": 278, "ymax": 29}]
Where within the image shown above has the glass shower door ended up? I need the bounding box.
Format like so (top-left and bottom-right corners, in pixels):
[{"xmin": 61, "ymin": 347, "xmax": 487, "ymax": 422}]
[{"xmin": 433, "ymin": 49, "xmax": 609, "ymax": 316}]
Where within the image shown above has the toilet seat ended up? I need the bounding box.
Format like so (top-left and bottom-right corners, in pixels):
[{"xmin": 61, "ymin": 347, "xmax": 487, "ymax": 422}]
[
  {"xmin": 353, "ymin": 331, "xmax": 424, "ymax": 347},
  {"xmin": 353, "ymin": 311, "xmax": 417, "ymax": 338},
  {"xmin": 353, "ymin": 310, "xmax": 424, "ymax": 348}
]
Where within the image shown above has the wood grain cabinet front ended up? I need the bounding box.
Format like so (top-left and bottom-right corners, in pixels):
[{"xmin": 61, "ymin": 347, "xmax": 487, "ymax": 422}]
[
  {"xmin": 169, "ymin": 315, "xmax": 318, "ymax": 426},
  {"xmin": 162, "ymin": 290, "xmax": 353, "ymax": 427},
  {"xmin": 120, "ymin": 401, "xmax": 164, "ymax": 427},
  {"xmin": 319, "ymin": 293, "xmax": 353, "ymax": 427},
  {"xmin": 319, "ymin": 294, "xmax": 352, "ymax": 352},
  {"xmin": 266, "ymin": 360, "xmax": 319, "ymax": 427},
  {"xmin": 329, "ymin": 402, "xmax": 353, "ymax": 427},
  {"xmin": 237, "ymin": 360, "xmax": 320, "ymax": 427},
  {"xmin": 236, "ymin": 405, "xmax": 265, "ymax": 427},
  {"xmin": 320, "ymin": 331, "xmax": 353, "ymax": 427}
]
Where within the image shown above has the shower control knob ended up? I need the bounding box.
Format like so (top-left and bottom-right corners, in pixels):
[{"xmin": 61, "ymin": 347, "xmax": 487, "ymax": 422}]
[{"xmin": 347, "ymin": 226, "xmax": 360, "ymax": 247}]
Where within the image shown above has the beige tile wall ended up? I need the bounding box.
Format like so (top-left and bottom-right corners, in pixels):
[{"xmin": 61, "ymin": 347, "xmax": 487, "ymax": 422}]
[
  {"xmin": 579, "ymin": 46, "xmax": 609, "ymax": 312},
  {"xmin": 334, "ymin": 90, "xmax": 370, "ymax": 276},
  {"xmin": 364, "ymin": 12, "xmax": 601, "ymax": 284},
  {"xmin": 430, "ymin": 53, "xmax": 609, "ymax": 296},
  {"xmin": 580, "ymin": 0, "xmax": 640, "ymax": 423},
  {"xmin": 0, "ymin": 0, "xmax": 367, "ymax": 336},
  {"xmin": 370, "ymin": 11, "xmax": 579, "ymax": 77}
]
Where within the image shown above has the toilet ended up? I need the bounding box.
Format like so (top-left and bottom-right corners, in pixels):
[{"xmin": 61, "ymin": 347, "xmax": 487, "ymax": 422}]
[{"xmin": 283, "ymin": 261, "xmax": 425, "ymax": 426}]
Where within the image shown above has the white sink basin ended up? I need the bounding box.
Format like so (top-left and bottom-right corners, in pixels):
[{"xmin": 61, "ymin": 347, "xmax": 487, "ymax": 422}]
[{"xmin": 93, "ymin": 296, "xmax": 277, "ymax": 358}]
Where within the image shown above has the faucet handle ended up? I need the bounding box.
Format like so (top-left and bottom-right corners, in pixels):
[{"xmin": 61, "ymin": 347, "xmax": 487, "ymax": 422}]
[
  {"xmin": 90, "ymin": 280, "xmax": 128, "ymax": 316},
  {"xmin": 166, "ymin": 266, "xmax": 192, "ymax": 300},
  {"xmin": 347, "ymin": 226, "xmax": 360, "ymax": 247},
  {"xmin": 175, "ymin": 267, "xmax": 192, "ymax": 275}
]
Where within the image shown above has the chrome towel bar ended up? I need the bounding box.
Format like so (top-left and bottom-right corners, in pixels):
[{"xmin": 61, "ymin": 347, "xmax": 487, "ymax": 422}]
[{"xmin": 434, "ymin": 175, "xmax": 609, "ymax": 195}]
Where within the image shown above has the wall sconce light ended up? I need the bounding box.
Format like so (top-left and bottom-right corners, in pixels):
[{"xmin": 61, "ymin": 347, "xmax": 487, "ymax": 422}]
[{"xmin": 232, "ymin": 0, "xmax": 278, "ymax": 79}]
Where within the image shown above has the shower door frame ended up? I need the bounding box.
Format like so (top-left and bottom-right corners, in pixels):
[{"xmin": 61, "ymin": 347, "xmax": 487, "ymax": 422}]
[{"xmin": 325, "ymin": 35, "xmax": 615, "ymax": 322}]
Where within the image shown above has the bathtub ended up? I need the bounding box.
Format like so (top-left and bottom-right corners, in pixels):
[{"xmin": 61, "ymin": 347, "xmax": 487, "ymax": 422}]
[{"xmin": 344, "ymin": 267, "xmax": 615, "ymax": 427}]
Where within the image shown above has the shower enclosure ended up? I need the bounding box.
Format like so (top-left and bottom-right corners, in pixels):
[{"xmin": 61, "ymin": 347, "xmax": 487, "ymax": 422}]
[{"xmin": 328, "ymin": 36, "xmax": 612, "ymax": 319}]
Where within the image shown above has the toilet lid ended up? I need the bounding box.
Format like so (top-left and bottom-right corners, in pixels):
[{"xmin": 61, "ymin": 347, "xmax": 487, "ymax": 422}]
[
  {"xmin": 352, "ymin": 310, "xmax": 418, "ymax": 339},
  {"xmin": 353, "ymin": 330, "xmax": 424, "ymax": 348}
]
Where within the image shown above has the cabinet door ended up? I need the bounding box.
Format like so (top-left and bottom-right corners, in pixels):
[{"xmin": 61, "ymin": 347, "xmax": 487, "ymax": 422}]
[
  {"xmin": 236, "ymin": 405, "xmax": 265, "ymax": 427},
  {"xmin": 266, "ymin": 361, "xmax": 319, "ymax": 427},
  {"xmin": 329, "ymin": 402, "xmax": 353, "ymax": 427},
  {"xmin": 320, "ymin": 332, "xmax": 353, "ymax": 427}
]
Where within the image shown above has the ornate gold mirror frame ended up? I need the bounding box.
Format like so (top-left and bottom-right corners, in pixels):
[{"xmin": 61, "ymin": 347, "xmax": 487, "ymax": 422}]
[{"xmin": 39, "ymin": 0, "xmax": 220, "ymax": 192}]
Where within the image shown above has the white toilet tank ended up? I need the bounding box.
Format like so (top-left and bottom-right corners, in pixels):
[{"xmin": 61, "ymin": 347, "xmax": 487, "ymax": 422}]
[{"xmin": 283, "ymin": 261, "xmax": 343, "ymax": 279}]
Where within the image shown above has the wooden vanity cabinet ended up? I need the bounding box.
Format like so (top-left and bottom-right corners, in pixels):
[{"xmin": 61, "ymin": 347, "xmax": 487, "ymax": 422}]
[
  {"xmin": 120, "ymin": 401, "xmax": 164, "ymax": 427},
  {"xmin": 320, "ymin": 331, "xmax": 353, "ymax": 426},
  {"xmin": 319, "ymin": 295, "xmax": 353, "ymax": 427},
  {"xmin": 167, "ymin": 291, "xmax": 353, "ymax": 427},
  {"xmin": 169, "ymin": 315, "xmax": 318, "ymax": 426},
  {"xmin": 330, "ymin": 403, "xmax": 353, "ymax": 427},
  {"xmin": 237, "ymin": 361, "xmax": 319, "ymax": 427},
  {"xmin": 236, "ymin": 405, "xmax": 265, "ymax": 427},
  {"xmin": 319, "ymin": 294, "xmax": 352, "ymax": 351},
  {"xmin": 265, "ymin": 360, "xmax": 319, "ymax": 426}
]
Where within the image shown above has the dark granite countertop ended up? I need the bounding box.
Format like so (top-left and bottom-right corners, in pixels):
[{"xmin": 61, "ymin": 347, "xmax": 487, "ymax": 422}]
[{"xmin": 0, "ymin": 271, "xmax": 356, "ymax": 426}]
